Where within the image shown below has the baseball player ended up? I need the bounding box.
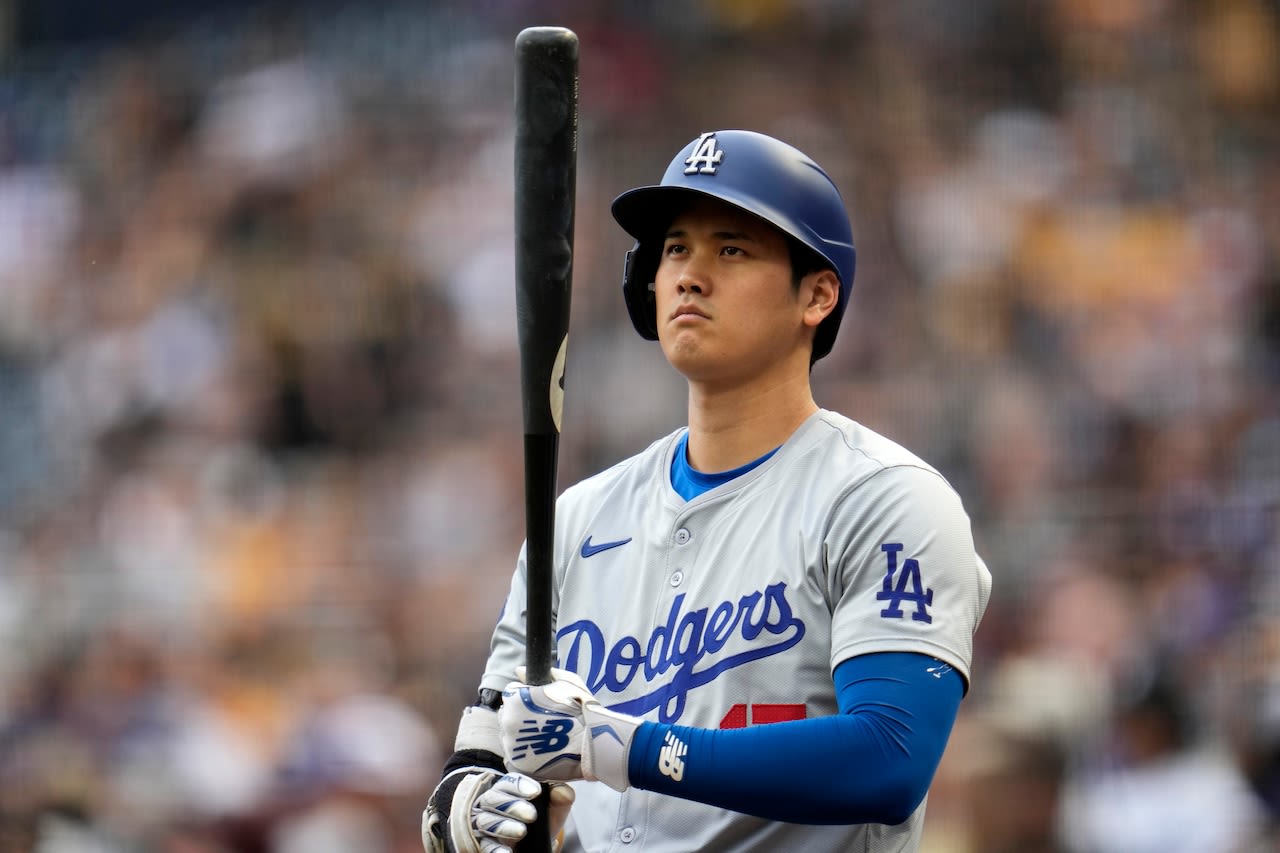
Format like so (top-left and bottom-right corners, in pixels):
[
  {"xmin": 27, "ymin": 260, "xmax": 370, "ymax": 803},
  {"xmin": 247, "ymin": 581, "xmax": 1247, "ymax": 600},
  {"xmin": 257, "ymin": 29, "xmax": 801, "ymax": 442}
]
[{"xmin": 423, "ymin": 129, "xmax": 992, "ymax": 852}]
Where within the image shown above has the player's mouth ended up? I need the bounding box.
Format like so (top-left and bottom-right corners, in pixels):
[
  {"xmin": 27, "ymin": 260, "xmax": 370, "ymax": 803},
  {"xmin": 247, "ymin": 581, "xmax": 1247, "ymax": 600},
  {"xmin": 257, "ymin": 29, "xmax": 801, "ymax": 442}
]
[{"xmin": 670, "ymin": 303, "xmax": 710, "ymax": 323}]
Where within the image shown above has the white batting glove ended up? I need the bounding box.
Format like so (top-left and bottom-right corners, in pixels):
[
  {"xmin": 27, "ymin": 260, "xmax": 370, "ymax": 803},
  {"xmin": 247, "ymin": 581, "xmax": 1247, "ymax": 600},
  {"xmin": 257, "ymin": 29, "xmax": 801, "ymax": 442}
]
[
  {"xmin": 423, "ymin": 702, "xmax": 574, "ymax": 853},
  {"xmin": 422, "ymin": 768, "xmax": 574, "ymax": 853},
  {"xmin": 500, "ymin": 666, "xmax": 642, "ymax": 792}
]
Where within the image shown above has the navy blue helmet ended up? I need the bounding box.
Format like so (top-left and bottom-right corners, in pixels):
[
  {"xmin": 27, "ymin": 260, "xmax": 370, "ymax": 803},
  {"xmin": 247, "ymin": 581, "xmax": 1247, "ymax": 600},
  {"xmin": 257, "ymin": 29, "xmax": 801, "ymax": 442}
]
[{"xmin": 610, "ymin": 130, "xmax": 856, "ymax": 362}]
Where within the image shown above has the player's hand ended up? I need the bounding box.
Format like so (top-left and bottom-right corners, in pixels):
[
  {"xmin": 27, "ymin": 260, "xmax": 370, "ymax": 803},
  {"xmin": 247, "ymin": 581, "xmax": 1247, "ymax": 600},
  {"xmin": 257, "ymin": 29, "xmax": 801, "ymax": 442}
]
[
  {"xmin": 422, "ymin": 768, "xmax": 574, "ymax": 853},
  {"xmin": 500, "ymin": 666, "xmax": 642, "ymax": 792}
]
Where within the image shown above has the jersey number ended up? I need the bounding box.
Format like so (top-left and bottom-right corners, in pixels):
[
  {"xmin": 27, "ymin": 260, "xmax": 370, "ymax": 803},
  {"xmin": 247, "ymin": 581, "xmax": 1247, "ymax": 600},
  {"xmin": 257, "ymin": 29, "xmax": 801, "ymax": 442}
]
[{"xmin": 718, "ymin": 703, "xmax": 806, "ymax": 728}]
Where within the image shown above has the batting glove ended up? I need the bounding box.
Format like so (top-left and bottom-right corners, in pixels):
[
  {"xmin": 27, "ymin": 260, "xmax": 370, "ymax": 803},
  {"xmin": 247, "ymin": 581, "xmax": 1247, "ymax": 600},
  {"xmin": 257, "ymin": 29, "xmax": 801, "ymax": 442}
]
[
  {"xmin": 422, "ymin": 768, "xmax": 574, "ymax": 853},
  {"xmin": 500, "ymin": 666, "xmax": 642, "ymax": 792},
  {"xmin": 423, "ymin": 701, "xmax": 574, "ymax": 853}
]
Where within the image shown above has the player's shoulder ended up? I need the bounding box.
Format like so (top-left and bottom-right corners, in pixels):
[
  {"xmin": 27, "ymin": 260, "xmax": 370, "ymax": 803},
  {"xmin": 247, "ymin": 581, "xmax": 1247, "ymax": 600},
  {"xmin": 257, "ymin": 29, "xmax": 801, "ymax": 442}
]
[
  {"xmin": 802, "ymin": 410, "xmax": 979, "ymax": 540},
  {"xmin": 804, "ymin": 409, "xmax": 940, "ymax": 474},
  {"xmin": 798, "ymin": 410, "xmax": 963, "ymax": 499}
]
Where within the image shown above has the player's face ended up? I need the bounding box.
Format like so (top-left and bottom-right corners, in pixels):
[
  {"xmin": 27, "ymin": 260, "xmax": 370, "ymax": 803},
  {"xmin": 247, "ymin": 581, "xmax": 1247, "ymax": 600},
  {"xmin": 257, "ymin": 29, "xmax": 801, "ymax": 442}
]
[{"xmin": 653, "ymin": 198, "xmax": 831, "ymax": 386}]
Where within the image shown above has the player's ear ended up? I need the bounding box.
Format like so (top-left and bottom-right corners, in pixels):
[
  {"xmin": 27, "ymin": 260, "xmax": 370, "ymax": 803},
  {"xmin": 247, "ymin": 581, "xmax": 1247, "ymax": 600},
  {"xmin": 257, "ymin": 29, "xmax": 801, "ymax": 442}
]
[{"xmin": 801, "ymin": 269, "xmax": 840, "ymax": 330}]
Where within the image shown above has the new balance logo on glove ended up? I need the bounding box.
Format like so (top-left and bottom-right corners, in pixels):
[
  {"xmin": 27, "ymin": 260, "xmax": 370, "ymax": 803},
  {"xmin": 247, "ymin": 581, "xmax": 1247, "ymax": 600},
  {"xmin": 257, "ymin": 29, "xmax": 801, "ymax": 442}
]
[
  {"xmin": 658, "ymin": 731, "xmax": 687, "ymax": 781},
  {"xmin": 511, "ymin": 718, "xmax": 576, "ymax": 760}
]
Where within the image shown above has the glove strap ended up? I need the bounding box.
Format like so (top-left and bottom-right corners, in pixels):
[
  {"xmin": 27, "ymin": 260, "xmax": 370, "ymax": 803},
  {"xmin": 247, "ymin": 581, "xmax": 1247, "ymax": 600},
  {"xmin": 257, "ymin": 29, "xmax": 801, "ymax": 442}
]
[
  {"xmin": 448, "ymin": 770, "xmax": 500, "ymax": 853},
  {"xmin": 455, "ymin": 703, "xmax": 504, "ymax": 756},
  {"xmin": 425, "ymin": 767, "xmax": 489, "ymax": 853},
  {"xmin": 582, "ymin": 705, "xmax": 643, "ymax": 792}
]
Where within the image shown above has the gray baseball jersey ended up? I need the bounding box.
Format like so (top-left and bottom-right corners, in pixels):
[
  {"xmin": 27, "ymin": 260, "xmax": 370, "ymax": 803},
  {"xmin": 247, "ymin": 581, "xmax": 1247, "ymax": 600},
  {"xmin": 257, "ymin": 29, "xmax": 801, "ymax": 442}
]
[{"xmin": 481, "ymin": 409, "xmax": 992, "ymax": 852}]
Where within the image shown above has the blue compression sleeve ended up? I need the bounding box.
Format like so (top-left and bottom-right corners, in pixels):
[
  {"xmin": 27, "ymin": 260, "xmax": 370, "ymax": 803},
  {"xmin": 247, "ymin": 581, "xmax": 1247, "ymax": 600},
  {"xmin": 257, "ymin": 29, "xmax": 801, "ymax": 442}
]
[{"xmin": 626, "ymin": 652, "xmax": 963, "ymax": 825}]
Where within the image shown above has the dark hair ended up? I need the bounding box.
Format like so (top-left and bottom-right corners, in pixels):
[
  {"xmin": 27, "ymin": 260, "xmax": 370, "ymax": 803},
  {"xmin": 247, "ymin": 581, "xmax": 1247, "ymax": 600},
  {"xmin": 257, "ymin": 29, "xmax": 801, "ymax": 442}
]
[{"xmin": 788, "ymin": 237, "xmax": 832, "ymax": 290}]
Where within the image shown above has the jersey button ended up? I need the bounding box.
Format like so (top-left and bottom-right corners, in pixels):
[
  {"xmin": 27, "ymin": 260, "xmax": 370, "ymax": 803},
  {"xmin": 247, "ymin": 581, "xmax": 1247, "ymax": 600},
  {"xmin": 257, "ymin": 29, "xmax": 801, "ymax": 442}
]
[
  {"xmin": 619, "ymin": 826, "xmax": 637, "ymax": 844},
  {"xmin": 669, "ymin": 570, "xmax": 684, "ymax": 587},
  {"xmin": 674, "ymin": 527, "xmax": 691, "ymax": 545}
]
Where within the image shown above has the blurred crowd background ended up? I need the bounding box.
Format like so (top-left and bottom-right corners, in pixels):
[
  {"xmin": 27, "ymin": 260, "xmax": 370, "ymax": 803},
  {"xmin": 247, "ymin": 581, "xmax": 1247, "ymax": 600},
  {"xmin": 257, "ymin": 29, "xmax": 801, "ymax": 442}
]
[{"xmin": 0, "ymin": 0, "xmax": 1276, "ymax": 850}]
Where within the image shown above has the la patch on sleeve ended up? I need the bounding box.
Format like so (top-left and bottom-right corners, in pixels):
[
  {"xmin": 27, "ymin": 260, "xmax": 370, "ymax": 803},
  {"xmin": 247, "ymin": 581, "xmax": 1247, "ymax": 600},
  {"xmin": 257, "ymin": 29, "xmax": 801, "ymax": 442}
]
[{"xmin": 876, "ymin": 543, "xmax": 933, "ymax": 624}]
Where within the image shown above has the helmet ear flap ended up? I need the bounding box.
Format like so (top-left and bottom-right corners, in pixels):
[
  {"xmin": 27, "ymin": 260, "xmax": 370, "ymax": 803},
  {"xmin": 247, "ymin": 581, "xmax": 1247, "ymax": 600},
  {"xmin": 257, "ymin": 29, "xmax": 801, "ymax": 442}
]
[{"xmin": 622, "ymin": 241, "xmax": 661, "ymax": 341}]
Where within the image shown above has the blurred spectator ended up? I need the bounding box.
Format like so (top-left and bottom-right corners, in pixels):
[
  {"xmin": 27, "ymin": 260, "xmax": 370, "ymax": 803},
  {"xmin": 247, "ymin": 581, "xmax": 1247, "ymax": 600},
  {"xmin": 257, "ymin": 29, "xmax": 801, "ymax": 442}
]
[
  {"xmin": 1060, "ymin": 673, "xmax": 1270, "ymax": 852},
  {"xmin": 923, "ymin": 711, "xmax": 1069, "ymax": 853}
]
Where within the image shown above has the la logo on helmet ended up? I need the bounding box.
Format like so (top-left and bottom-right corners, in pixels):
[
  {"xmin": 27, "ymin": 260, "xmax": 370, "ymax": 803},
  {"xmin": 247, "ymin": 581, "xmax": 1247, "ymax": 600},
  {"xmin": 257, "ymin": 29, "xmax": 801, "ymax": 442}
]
[{"xmin": 684, "ymin": 132, "xmax": 724, "ymax": 175}]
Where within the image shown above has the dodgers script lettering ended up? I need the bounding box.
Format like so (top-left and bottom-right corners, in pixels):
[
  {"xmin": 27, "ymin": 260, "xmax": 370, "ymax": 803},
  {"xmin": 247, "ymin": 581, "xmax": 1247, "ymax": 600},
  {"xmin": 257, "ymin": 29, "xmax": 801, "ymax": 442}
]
[{"xmin": 557, "ymin": 582, "xmax": 805, "ymax": 723}]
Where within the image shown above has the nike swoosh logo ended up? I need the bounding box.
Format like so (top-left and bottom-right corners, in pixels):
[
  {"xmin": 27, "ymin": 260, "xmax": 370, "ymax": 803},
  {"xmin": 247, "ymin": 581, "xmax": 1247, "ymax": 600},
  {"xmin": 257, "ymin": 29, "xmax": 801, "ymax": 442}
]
[
  {"xmin": 580, "ymin": 536, "xmax": 632, "ymax": 558},
  {"xmin": 927, "ymin": 663, "xmax": 953, "ymax": 679}
]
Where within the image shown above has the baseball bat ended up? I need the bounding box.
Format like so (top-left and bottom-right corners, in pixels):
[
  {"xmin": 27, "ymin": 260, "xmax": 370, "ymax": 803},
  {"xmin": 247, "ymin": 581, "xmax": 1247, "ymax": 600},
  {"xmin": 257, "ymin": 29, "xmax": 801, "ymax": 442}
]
[{"xmin": 513, "ymin": 25, "xmax": 578, "ymax": 853}]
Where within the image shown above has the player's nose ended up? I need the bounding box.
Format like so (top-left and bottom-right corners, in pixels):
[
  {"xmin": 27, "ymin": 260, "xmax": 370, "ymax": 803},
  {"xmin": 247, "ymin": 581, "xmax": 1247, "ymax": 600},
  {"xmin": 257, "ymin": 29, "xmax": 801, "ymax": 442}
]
[{"xmin": 675, "ymin": 257, "xmax": 712, "ymax": 296}]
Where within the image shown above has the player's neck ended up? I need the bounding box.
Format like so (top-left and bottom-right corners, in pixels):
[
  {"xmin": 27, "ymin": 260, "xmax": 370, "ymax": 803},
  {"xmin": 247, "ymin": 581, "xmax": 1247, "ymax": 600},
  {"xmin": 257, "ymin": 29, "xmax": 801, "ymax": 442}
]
[{"xmin": 684, "ymin": 373, "xmax": 817, "ymax": 473}]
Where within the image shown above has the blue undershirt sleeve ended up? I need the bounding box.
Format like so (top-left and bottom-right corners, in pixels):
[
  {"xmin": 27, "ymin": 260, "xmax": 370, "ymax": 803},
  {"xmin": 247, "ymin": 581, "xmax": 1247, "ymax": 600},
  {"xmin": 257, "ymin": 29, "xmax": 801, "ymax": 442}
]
[{"xmin": 625, "ymin": 651, "xmax": 964, "ymax": 825}]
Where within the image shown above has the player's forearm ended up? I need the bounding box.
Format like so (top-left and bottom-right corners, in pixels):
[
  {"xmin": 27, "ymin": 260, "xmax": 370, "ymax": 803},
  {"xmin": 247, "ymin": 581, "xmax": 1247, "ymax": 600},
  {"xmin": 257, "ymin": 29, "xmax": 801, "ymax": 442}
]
[
  {"xmin": 626, "ymin": 653, "xmax": 963, "ymax": 825},
  {"xmin": 626, "ymin": 715, "xmax": 922, "ymax": 824}
]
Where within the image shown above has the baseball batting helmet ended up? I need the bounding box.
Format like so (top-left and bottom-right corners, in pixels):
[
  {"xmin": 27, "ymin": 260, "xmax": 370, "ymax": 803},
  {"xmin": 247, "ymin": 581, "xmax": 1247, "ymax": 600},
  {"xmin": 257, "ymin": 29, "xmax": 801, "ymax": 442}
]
[{"xmin": 610, "ymin": 130, "xmax": 856, "ymax": 362}]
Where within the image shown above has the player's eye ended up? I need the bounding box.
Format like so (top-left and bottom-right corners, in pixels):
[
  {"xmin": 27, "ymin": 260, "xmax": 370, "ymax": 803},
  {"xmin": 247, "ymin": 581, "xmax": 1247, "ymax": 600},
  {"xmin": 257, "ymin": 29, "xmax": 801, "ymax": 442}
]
[
  {"xmin": 721, "ymin": 245, "xmax": 745, "ymax": 257},
  {"xmin": 664, "ymin": 243, "xmax": 687, "ymax": 256}
]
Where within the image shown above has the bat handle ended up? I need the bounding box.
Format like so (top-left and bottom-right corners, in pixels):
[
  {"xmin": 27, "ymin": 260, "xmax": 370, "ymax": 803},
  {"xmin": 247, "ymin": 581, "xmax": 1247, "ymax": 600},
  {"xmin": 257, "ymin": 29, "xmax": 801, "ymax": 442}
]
[
  {"xmin": 520, "ymin": 787, "xmax": 555, "ymax": 853},
  {"xmin": 516, "ymin": 432, "xmax": 559, "ymax": 853}
]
